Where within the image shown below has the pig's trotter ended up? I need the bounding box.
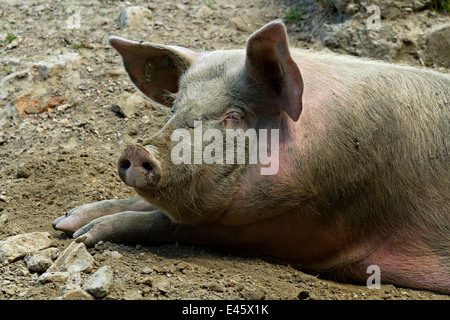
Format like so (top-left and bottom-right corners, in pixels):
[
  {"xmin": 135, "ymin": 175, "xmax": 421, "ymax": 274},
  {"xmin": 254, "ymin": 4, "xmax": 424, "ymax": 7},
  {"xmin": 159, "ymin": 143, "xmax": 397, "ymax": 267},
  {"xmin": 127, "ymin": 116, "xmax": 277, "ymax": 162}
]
[
  {"xmin": 72, "ymin": 210, "xmax": 176, "ymax": 247},
  {"xmin": 52, "ymin": 197, "xmax": 157, "ymax": 235}
]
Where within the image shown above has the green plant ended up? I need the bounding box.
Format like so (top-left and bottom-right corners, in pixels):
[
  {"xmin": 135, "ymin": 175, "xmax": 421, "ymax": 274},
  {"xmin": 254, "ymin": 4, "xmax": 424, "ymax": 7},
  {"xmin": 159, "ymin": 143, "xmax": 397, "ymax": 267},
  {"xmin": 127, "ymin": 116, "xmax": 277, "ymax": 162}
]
[
  {"xmin": 2, "ymin": 64, "xmax": 12, "ymax": 74},
  {"xmin": 204, "ymin": 0, "xmax": 213, "ymax": 9},
  {"xmin": 72, "ymin": 42, "xmax": 85, "ymax": 50},
  {"xmin": 432, "ymin": 0, "xmax": 450, "ymax": 13},
  {"xmin": 6, "ymin": 32, "xmax": 17, "ymax": 43},
  {"xmin": 284, "ymin": 3, "xmax": 302, "ymax": 22}
]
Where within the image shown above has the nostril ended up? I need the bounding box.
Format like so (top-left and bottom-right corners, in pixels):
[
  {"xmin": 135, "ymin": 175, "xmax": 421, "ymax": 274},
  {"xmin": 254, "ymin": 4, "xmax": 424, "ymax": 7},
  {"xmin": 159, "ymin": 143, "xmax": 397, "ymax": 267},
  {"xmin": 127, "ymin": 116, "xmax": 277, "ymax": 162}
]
[
  {"xmin": 142, "ymin": 162, "xmax": 154, "ymax": 176},
  {"xmin": 118, "ymin": 159, "xmax": 131, "ymax": 173}
]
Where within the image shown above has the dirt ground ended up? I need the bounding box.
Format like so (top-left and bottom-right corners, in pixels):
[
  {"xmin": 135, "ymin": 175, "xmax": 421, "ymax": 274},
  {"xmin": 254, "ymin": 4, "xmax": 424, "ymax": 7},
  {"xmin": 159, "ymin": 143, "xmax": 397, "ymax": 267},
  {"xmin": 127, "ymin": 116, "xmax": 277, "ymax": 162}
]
[{"xmin": 0, "ymin": 0, "xmax": 449, "ymax": 300}]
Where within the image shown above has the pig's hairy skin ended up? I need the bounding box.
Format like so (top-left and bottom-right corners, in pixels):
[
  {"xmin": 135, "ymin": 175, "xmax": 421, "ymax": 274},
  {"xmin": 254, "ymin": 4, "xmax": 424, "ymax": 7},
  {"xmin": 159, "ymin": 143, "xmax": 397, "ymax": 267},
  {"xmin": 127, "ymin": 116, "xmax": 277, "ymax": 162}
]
[{"xmin": 58, "ymin": 47, "xmax": 449, "ymax": 293}]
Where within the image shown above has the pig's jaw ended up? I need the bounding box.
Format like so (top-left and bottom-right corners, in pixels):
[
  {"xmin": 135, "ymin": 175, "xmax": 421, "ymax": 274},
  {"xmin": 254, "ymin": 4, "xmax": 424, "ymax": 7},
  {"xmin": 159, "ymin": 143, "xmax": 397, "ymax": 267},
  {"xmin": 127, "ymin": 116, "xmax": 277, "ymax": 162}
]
[{"xmin": 132, "ymin": 178, "xmax": 229, "ymax": 225}]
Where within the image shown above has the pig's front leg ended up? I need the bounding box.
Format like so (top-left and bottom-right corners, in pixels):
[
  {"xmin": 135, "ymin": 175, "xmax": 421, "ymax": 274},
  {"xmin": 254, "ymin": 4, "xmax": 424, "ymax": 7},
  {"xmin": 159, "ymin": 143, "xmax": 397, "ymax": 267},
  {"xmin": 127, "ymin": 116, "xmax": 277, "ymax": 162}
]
[
  {"xmin": 71, "ymin": 210, "xmax": 239, "ymax": 249},
  {"xmin": 71, "ymin": 210, "xmax": 176, "ymax": 247},
  {"xmin": 52, "ymin": 197, "xmax": 156, "ymax": 235}
]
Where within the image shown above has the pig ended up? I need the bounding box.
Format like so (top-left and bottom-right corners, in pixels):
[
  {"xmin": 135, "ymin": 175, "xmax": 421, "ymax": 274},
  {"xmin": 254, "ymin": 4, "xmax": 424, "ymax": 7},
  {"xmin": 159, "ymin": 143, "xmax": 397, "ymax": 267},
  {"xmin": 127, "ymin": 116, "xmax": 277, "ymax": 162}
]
[{"xmin": 52, "ymin": 20, "xmax": 450, "ymax": 294}]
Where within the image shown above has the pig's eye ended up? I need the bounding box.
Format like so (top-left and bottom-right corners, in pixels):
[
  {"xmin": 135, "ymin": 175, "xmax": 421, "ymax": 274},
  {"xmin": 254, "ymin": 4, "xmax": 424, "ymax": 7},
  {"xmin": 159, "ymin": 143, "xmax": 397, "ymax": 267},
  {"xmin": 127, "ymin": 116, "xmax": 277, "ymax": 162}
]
[{"xmin": 224, "ymin": 111, "xmax": 243, "ymax": 122}]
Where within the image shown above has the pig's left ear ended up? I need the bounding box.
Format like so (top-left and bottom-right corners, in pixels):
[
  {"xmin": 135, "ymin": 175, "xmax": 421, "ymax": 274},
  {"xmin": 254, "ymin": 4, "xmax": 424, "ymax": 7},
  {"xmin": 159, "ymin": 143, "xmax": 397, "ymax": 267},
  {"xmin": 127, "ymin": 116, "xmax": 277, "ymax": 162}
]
[
  {"xmin": 245, "ymin": 21, "xmax": 303, "ymax": 121},
  {"xmin": 108, "ymin": 36, "xmax": 200, "ymax": 107}
]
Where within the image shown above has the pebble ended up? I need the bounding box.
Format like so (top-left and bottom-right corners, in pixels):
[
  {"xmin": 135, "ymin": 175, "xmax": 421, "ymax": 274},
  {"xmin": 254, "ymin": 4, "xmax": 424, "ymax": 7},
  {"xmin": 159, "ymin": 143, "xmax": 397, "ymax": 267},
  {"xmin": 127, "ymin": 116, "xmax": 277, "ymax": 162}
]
[
  {"xmin": 63, "ymin": 289, "xmax": 94, "ymax": 300},
  {"xmin": 123, "ymin": 288, "xmax": 142, "ymax": 300},
  {"xmin": 0, "ymin": 213, "xmax": 7, "ymax": 225},
  {"xmin": 242, "ymin": 286, "xmax": 266, "ymax": 300},
  {"xmin": 142, "ymin": 267, "xmax": 152, "ymax": 274},
  {"xmin": 111, "ymin": 92, "xmax": 145, "ymax": 118},
  {"xmin": 103, "ymin": 250, "xmax": 122, "ymax": 259},
  {"xmin": 155, "ymin": 280, "xmax": 171, "ymax": 294},
  {"xmin": 0, "ymin": 232, "xmax": 53, "ymax": 264},
  {"xmin": 196, "ymin": 5, "xmax": 213, "ymax": 18},
  {"xmin": 82, "ymin": 265, "xmax": 113, "ymax": 299},
  {"xmin": 228, "ymin": 17, "xmax": 252, "ymax": 32},
  {"xmin": 424, "ymin": 23, "xmax": 450, "ymax": 68},
  {"xmin": 45, "ymin": 241, "xmax": 94, "ymax": 274},
  {"xmin": 37, "ymin": 271, "xmax": 70, "ymax": 284},
  {"xmin": 24, "ymin": 247, "xmax": 59, "ymax": 272},
  {"xmin": 34, "ymin": 52, "xmax": 82, "ymax": 80},
  {"xmin": 119, "ymin": 6, "xmax": 153, "ymax": 29}
]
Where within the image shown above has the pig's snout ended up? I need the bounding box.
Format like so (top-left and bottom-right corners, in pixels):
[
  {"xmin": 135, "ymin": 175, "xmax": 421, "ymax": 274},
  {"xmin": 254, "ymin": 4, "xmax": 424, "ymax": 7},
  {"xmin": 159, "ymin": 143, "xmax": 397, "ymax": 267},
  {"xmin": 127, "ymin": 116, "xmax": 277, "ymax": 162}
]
[{"xmin": 117, "ymin": 145, "xmax": 162, "ymax": 189}]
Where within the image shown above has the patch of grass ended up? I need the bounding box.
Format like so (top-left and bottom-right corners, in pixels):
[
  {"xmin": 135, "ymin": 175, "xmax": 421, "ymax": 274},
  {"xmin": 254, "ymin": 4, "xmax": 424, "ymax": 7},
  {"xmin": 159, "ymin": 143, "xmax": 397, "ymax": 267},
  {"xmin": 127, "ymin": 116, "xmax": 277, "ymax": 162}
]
[
  {"xmin": 2, "ymin": 64, "xmax": 13, "ymax": 74},
  {"xmin": 6, "ymin": 32, "xmax": 17, "ymax": 43},
  {"xmin": 284, "ymin": 3, "xmax": 302, "ymax": 22},
  {"xmin": 72, "ymin": 42, "xmax": 85, "ymax": 50},
  {"xmin": 432, "ymin": 0, "xmax": 450, "ymax": 13},
  {"xmin": 204, "ymin": 0, "xmax": 213, "ymax": 9}
]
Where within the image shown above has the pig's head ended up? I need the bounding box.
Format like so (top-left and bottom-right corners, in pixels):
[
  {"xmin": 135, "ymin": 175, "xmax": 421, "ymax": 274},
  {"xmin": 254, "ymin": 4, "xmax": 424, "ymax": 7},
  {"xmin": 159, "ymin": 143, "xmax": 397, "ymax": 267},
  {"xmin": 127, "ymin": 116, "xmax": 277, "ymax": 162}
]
[{"xmin": 109, "ymin": 20, "xmax": 303, "ymax": 225}]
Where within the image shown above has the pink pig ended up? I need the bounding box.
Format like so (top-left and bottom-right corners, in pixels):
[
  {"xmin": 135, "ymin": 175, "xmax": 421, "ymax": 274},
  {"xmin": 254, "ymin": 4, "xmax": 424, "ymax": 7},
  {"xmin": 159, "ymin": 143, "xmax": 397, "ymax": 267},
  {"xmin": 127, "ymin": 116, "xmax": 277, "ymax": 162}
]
[{"xmin": 53, "ymin": 21, "xmax": 450, "ymax": 293}]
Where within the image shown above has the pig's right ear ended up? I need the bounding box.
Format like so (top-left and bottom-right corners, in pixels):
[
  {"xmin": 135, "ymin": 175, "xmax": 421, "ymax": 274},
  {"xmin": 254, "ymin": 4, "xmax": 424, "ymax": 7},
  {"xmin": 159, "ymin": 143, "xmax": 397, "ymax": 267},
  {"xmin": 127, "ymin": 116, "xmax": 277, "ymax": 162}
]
[{"xmin": 108, "ymin": 36, "xmax": 200, "ymax": 107}]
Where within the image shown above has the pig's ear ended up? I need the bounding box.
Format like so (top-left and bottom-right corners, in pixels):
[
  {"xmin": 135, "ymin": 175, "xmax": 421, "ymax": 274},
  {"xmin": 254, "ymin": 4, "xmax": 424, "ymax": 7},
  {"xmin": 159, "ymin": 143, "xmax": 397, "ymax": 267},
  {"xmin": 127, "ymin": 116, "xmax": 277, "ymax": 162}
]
[
  {"xmin": 245, "ymin": 21, "xmax": 303, "ymax": 121},
  {"xmin": 108, "ymin": 36, "xmax": 200, "ymax": 107}
]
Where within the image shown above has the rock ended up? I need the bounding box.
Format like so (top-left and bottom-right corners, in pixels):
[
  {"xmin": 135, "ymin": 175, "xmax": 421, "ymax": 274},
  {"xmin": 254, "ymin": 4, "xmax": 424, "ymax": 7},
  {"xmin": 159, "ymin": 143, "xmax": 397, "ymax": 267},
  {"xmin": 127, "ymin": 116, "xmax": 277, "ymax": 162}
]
[
  {"xmin": 142, "ymin": 267, "xmax": 152, "ymax": 274},
  {"xmin": 228, "ymin": 17, "xmax": 252, "ymax": 32},
  {"xmin": 0, "ymin": 70, "xmax": 32, "ymax": 100},
  {"xmin": 345, "ymin": 3, "xmax": 358, "ymax": 15},
  {"xmin": 12, "ymin": 94, "xmax": 40, "ymax": 115},
  {"xmin": 24, "ymin": 247, "xmax": 59, "ymax": 273},
  {"xmin": 242, "ymin": 286, "xmax": 266, "ymax": 300},
  {"xmin": 413, "ymin": 0, "xmax": 426, "ymax": 11},
  {"xmin": 0, "ymin": 213, "xmax": 8, "ymax": 225},
  {"xmin": 119, "ymin": 6, "xmax": 153, "ymax": 29},
  {"xmin": 332, "ymin": 0, "xmax": 352, "ymax": 12},
  {"xmin": 0, "ymin": 101, "xmax": 18, "ymax": 128},
  {"xmin": 6, "ymin": 35, "xmax": 22, "ymax": 50},
  {"xmin": 102, "ymin": 249, "xmax": 123, "ymax": 259},
  {"xmin": 111, "ymin": 92, "xmax": 145, "ymax": 118},
  {"xmin": 297, "ymin": 290, "xmax": 311, "ymax": 300},
  {"xmin": 63, "ymin": 289, "xmax": 94, "ymax": 300},
  {"xmin": 34, "ymin": 52, "xmax": 82, "ymax": 80},
  {"xmin": 423, "ymin": 23, "xmax": 450, "ymax": 68},
  {"xmin": 0, "ymin": 232, "xmax": 53, "ymax": 264},
  {"xmin": 323, "ymin": 34, "xmax": 340, "ymax": 48},
  {"xmin": 37, "ymin": 271, "xmax": 70, "ymax": 284},
  {"xmin": 16, "ymin": 166, "xmax": 30, "ymax": 179},
  {"xmin": 155, "ymin": 280, "xmax": 171, "ymax": 294},
  {"xmin": 196, "ymin": 5, "xmax": 213, "ymax": 18},
  {"xmin": 208, "ymin": 282, "xmax": 224, "ymax": 292},
  {"xmin": 381, "ymin": 6, "xmax": 401, "ymax": 20},
  {"xmin": 45, "ymin": 241, "xmax": 94, "ymax": 274},
  {"xmin": 82, "ymin": 265, "xmax": 113, "ymax": 299},
  {"xmin": 123, "ymin": 288, "xmax": 142, "ymax": 300}
]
